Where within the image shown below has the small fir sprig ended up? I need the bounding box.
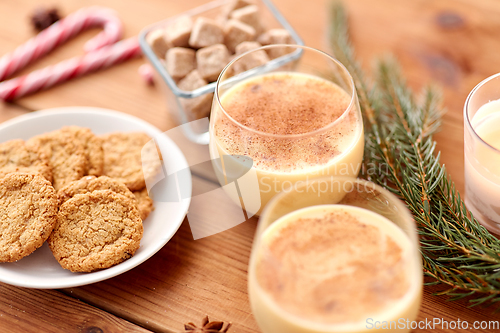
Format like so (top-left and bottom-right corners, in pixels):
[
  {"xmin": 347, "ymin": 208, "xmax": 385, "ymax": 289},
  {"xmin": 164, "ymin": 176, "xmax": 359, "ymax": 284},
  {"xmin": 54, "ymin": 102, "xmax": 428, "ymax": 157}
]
[{"xmin": 329, "ymin": 1, "xmax": 500, "ymax": 307}]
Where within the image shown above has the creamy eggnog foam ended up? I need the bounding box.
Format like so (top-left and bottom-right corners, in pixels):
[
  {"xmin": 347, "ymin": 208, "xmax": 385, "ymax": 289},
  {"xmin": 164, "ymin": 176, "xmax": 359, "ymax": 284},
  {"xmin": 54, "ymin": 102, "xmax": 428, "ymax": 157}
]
[
  {"xmin": 221, "ymin": 73, "xmax": 350, "ymax": 135},
  {"xmin": 248, "ymin": 205, "xmax": 422, "ymax": 333},
  {"xmin": 210, "ymin": 72, "xmax": 364, "ymax": 211},
  {"xmin": 213, "ymin": 72, "xmax": 358, "ymax": 171}
]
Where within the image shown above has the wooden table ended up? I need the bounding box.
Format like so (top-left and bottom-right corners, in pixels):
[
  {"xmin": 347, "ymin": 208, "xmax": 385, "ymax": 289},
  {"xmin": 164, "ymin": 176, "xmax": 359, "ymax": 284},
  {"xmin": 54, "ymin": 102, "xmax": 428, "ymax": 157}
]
[{"xmin": 1, "ymin": 0, "xmax": 499, "ymax": 332}]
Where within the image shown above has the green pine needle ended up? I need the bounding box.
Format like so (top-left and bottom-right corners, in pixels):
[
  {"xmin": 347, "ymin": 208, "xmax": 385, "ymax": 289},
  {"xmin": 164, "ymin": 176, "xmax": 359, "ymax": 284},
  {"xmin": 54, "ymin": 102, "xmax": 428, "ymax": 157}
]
[{"xmin": 329, "ymin": 1, "xmax": 500, "ymax": 307}]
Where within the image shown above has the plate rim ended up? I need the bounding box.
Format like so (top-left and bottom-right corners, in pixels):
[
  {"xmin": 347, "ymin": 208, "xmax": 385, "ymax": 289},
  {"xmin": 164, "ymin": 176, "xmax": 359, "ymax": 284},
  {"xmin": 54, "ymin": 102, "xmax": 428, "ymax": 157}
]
[{"xmin": 0, "ymin": 106, "xmax": 192, "ymax": 289}]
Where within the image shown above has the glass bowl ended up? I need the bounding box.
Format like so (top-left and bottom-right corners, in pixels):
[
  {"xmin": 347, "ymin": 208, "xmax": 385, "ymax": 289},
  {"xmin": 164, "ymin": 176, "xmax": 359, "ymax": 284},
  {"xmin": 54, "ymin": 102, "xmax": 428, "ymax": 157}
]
[{"xmin": 139, "ymin": 0, "xmax": 304, "ymax": 144}]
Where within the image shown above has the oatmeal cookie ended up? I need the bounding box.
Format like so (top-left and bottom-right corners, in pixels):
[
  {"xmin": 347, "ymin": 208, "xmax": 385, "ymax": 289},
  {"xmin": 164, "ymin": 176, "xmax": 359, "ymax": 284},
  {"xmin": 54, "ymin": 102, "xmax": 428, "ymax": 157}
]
[
  {"xmin": 57, "ymin": 175, "xmax": 135, "ymax": 206},
  {"xmin": 0, "ymin": 173, "xmax": 58, "ymax": 262},
  {"xmin": 48, "ymin": 189, "xmax": 143, "ymax": 272},
  {"xmin": 133, "ymin": 188, "xmax": 153, "ymax": 221},
  {"xmin": 100, "ymin": 132, "xmax": 161, "ymax": 191},
  {"xmin": 59, "ymin": 126, "xmax": 104, "ymax": 176},
  {"xmin": 27, "ymin": 130, "xmax": 88, "ymax": 190},
  {"xmin": 0, "ymin": 139, "xmax": 52, "ymax": 182}
]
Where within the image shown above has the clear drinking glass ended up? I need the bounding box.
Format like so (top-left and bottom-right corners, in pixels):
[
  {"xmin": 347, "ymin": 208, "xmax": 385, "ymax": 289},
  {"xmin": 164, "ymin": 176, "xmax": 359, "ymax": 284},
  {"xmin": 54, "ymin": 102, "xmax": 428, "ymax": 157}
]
[
  {"xmin": 248, "ymin": 177, "xmax": 423, "ymax": 333},
  {"xmin": 464, "ymin": 73, "xmax": 500, "ymax": 234},
  {"xmin": 209, "ymin": 45, "xmax": 364, "ymax": 217}
]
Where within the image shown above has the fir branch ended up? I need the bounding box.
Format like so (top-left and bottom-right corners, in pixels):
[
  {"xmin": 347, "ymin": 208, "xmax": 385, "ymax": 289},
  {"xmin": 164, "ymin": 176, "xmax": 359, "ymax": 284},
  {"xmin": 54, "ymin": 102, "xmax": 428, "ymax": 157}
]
[{"xmin": 329, "ymin": 1, "xmax": 500, "ymax": 307}]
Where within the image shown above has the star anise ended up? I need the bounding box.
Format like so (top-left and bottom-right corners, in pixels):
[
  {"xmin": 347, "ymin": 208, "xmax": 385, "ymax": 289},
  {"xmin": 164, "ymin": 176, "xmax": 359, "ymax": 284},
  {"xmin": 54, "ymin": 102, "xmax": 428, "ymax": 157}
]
[
  {"xmin": 30, "ymin": 7, "xmax": 61, "ymax": 31},
  {"xmin": 184, "ymin": 315, "xmax": 232, "ymax": 332}
]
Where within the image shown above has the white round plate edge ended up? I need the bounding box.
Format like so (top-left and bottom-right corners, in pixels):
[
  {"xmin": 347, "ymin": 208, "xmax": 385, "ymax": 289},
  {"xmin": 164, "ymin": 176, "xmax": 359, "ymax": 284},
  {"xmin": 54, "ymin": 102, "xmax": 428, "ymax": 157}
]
[{"xmin": 0, "ymin": 106, "xmax": 192, "ymax": 289}]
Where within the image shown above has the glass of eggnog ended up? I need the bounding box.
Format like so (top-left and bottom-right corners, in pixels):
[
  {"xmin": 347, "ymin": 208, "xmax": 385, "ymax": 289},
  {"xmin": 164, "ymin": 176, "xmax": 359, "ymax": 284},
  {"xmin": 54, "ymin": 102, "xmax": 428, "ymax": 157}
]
[
  {"xmin": 248, "ymin": 177, "xmax": 423, "ymax": 333},
  {"xmin": 464, "ymin": 73, "xmax": 500, "ymax": 234},
  {"xmin": 209, "ymin": 45, "xmax": 364, "ymax": 216}
]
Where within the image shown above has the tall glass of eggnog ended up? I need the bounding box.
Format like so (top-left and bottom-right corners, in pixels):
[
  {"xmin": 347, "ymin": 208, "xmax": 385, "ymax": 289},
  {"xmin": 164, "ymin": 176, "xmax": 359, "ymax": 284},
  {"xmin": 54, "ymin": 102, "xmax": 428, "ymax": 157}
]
[
  {"xmin": 248, "ymin": 177, "xmax": 423, "ymax": 333},
  {"xmin": 464, "ymin": 73, "xmax": 500, "ymax": 234},
  {"xmin": 209, "ymin": 45, "xmax": 364, "ymax": 216}
]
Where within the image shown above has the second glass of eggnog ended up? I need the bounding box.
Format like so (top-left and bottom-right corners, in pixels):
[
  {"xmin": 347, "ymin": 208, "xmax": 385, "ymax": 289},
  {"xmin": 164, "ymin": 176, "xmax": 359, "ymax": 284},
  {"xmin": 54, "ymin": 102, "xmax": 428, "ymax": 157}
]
[
  {"xmin": 209, "ymin": 45, "xmax": 364, "ymax": 215},
  {"xmin": 464, "ymin": 73, "xmax": 500, "ymax": 234},
  {"xmin": 249, "ymin": 177, "xmax": 423, "ymax": 333}
]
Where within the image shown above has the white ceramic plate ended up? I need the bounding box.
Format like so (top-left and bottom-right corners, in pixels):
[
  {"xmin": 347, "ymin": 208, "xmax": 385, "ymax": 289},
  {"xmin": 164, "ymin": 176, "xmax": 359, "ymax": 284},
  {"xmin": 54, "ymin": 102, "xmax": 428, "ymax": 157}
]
[{"xmin": 0, "ymin": 107, "xmax": 192, "ymax": 289}]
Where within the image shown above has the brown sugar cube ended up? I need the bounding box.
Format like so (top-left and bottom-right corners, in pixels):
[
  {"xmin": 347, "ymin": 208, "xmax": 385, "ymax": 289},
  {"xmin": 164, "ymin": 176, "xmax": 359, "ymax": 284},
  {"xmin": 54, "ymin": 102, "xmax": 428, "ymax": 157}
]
[
  {"xmin": 235, "ymin": 41, "xmax": 262, "ymax": 54},
  {"xmin": 217, "ymin": 0, "xmax": 255, "ymax": 34},
  {"xmin": 146, "ymin": 28, "xmax": 171, "ymax": 58},
  {"xmin": 189, "ymin": 17, "xmax": 224, "ymax": 49},
  {"xmin": 232, "ymin": 41, "xmax": 269, "ymax": 75},
  {"xmin": 166, "ymin": 47, "xmax": 196, "ymax": 80},
  {"xmin": 177, "ymin": 70, "xmax": 213, "ymax": 119},
  {"xmin": 257, "ymin": 29, "xmax": 294, "ymax": 45},
  {"xmin": 215, "ymin": 15, "xmax": 229, "ymax": 27},
  {"xmin": 227, "ymin": 0, "xmax": 254, "ymax": 12},
  {"xmin": 230, "ymin": 5, "xmax": 263, "ymax": 35},
  {"xmin": 220, "ymin": 0, "xmax": 254, "ymax": 19},
  {"xmin": 178, "ymin": 69, "xmax": 207, "ymax": 91},
  {"xmin": 165, "ymin": 15, "xmax": 193, "ymax": 47},
  {"xmin": 257, "ymin": 29, "xmax": 295, "ymax": 58},
  {"xmin": 196, "ymin": 44, "xmax": 230, "ymax": 82},
  {"xmin": 224, "ymin": 19, "xmax": 256, "ymax": 53},
  {"xmin": 181, "ymin": 93, "xmax": 213, "ymax": 119}
]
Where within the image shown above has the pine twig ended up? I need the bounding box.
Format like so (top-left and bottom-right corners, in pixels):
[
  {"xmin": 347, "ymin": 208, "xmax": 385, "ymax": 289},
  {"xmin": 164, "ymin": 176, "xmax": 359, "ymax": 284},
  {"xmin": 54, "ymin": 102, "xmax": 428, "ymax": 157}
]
[{"xmin": 329, "ymin": 1, "xmax": 500, "ymax": 307}]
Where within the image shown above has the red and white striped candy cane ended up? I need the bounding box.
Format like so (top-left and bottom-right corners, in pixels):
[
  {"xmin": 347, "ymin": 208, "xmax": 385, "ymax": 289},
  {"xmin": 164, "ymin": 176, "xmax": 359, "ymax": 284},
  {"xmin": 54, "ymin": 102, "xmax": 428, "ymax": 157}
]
[
  {"xmin": 0, "ymin": 7, "xmax": 142, "ymax": 101},
  {"xmin": 0, "ymin": 37, "xmax": 141, "ymax": 101},
  {"xmin": 0, "ymin": 6, "xmax": 123, "ymax": 81}
]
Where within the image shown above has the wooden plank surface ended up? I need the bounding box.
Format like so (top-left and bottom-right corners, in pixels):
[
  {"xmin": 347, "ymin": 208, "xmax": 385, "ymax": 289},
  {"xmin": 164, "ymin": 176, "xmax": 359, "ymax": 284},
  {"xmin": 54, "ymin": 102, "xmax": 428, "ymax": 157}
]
[
  {"xmin": 0, "ymin": 0, "xmax": 500, "ymax": 332},
  {"xmin": 0, "ymin": 276, "xmax": 152, "ymax": 333},
  {"xmin": 344, "ymin": 0, "xmax": 500, "ymax": 194}
]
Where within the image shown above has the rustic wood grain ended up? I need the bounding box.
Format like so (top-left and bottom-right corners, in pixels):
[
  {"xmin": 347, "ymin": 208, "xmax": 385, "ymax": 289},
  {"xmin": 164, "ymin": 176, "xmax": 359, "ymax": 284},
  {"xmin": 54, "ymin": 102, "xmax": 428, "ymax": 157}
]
[
  {"xmin": 344, "ymin": 0, "xmax": 500, "ymax": 194},
  {"xmin": 0, "ymin": 0, "xmax": 500, "ymax": 332},
  {"xmin": 0, "ymin": 103, "xmax": 29, "ymax": 123},
  {"xmin": 0, "ymin": 284, "xmax": 153, "ymax": 333}
]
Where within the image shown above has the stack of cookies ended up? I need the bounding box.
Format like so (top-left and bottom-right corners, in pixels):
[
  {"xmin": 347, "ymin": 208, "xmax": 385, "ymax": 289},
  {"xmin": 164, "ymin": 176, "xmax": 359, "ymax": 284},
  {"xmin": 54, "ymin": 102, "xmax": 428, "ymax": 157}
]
[
  {"xmin": 0, "ymin": 127, "xmax": 161, "ymax": 273},
  {"xmin": 146, "ymin": 0, "xmax": 295, "ymax": 119}
]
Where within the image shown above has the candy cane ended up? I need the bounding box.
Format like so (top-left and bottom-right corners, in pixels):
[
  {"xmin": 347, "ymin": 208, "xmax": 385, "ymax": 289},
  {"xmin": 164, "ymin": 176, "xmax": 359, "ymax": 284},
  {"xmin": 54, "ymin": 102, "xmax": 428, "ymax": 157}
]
[
  {"xmin": 0, "ymin": 37, "xmax": 141, "ymax": 101},
  {"xmin": 0, "ymin": 7, "xmax": 142, "ymax": 101},
  {"xmin": 0, "ymin": 6, "xmax": 123, "ymax": 82}
]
